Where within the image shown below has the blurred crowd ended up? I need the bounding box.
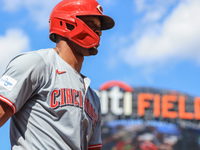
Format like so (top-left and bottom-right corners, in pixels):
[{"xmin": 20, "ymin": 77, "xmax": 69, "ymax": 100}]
[{"xmin": 102, "ymin": 123, "xmax": 200, "ymax": 150}]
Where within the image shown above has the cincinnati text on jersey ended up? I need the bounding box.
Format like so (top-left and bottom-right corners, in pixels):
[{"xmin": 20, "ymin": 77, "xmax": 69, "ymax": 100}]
[{"xmin": 50, "ymin": 88, "xmax": 98, "ymax": 126}]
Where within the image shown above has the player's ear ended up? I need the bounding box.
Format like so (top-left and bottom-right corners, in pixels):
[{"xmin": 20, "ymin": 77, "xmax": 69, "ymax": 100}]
[{"xmin": 55, "ymin": 34, "xmax": 64, "ymax": 44}]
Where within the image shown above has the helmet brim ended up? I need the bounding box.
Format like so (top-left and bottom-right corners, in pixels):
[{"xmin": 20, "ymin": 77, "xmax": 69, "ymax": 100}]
[
  {"xmin": 77, "ymin": 14, "xmax": 115, "ymax": 30},
  {"xmin": 99, "ymin": 15, "xmax": 115, "ymax": 30}
]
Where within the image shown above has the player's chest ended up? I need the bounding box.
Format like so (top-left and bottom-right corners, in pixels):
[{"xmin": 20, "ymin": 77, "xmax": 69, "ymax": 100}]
[
  {"xmin": 44, "ymin": 70, "xmax": 98, "ymax": 125},
  {"xmin": 47, "ymin": 70, "xmax": 85, "ymax": 108}
]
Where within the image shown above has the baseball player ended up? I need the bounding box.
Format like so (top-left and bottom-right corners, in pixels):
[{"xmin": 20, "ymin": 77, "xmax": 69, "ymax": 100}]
[{"xmin": 0, "ymin": 0, "xmax": 114, "ymax": 149}]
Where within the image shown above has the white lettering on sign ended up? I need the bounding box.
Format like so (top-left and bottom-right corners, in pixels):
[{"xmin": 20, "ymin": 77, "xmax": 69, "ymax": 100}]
[
  {"xmin": 99, "ymin": 86, "xmax": 132, "ymax": 115},
  {"xmin": 123, "ymin": 92, "xmax": 132, "ymax": 115},
  {"xmin": 110, "ymin": 86, "xmax": 124, "ymax": 115}
]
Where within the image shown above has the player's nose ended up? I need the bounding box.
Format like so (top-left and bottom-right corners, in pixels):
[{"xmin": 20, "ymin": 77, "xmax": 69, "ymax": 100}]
[{"xmin": 94, "ymin": 28, "xmax": 102, "ymax": 37}]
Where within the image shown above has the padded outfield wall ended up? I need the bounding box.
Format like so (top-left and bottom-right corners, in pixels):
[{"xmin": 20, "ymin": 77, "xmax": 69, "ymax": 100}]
[{"xmin": 95, "ymin": 81, "xmax": 200, "ymax": 150}]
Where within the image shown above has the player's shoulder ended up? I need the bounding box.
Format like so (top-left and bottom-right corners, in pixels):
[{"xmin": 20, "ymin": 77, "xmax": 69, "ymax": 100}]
[
  {"xmin": 34, "ymin": 48, "xmax": 55, "ymax": 57},
  {"xmin": 13, "ymin": 48, "xmax": 55, "ymax": 65},
  {"xmin": 9, "ymin": 50, "xmax": 44, "ymax": 65},
  {"xmin": 34, "ymin": 48, "xmax": 58, "ymax": 65},
  {"xmin": 7, "ymin": 48, "xmax": 55, "ymax": 72}
]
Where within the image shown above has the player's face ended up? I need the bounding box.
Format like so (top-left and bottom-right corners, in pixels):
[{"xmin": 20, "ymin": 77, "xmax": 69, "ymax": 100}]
[
  {"xmin": 79, "ymin": 16, "xmax": 102, "ymax": 37},
  {"xmin": 76, "ymin": 16, "xmax": 102, "ymax": 56}
]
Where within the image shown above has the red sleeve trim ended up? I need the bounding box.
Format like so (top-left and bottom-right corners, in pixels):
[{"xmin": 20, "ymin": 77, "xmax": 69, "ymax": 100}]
[
  {"xmin": 88, "ymin": 144, "xmax": 102, "ymax": 149},
  {"xmin": 0, "ymin": 95, "xmax": 16, "ymax": 114}
]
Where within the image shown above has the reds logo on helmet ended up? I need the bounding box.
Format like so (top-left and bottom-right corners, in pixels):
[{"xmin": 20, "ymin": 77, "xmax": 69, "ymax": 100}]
[{"xmin": 49, "ymin": 0, "xmax": 115, "ymax": 49}]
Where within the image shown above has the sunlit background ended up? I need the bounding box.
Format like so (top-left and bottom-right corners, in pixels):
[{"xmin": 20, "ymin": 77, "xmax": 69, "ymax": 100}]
[{"xmin": 0, "ymin": 0, "xmax": 200, "ymax": 149}]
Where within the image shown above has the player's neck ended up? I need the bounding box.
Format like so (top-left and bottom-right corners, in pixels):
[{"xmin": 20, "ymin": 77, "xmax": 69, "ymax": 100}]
[{"xmin": 54, "ymin": 44, "xmax": 84, "ymax": 73}]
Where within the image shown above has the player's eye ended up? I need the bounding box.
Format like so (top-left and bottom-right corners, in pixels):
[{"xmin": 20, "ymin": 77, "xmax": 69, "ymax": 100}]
[
  {"xmin": 89, "ymin": 20, "xmax": 95, "ymax": 24},
  {"xmin": 86, "ymin": 20, "xmax": 95, "ymax": 25}
]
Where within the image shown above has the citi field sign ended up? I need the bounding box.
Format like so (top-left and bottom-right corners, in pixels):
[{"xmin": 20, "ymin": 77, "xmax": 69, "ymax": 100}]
[{"xmin": 95, "ymin": 80, "xmax": 200, "ymax": 128}]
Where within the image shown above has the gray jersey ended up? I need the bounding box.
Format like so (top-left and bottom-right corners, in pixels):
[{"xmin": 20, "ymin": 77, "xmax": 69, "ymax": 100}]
[{"xmin": 0, "ymin": 48, "xmax": 102, "ymax": 150}]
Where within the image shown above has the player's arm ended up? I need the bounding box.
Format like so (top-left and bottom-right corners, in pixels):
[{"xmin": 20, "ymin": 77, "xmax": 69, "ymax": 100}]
[
  {"xmin": 0, "ymin": 101, "xmax": 13, "ymax": 127},
  {"xmin": 88, "ymin": 99, "xmax": 102, "ymax": 150}
]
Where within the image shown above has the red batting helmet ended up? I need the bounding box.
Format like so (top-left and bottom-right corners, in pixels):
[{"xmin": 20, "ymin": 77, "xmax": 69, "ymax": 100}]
[{"xmin": 49, "ymin": 0, "xmax": 115, "ymax": 49}]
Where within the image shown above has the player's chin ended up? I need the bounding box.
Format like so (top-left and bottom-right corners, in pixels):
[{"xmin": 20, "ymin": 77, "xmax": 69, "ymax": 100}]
[{"xmin": 88, "ymin": 47, "xmax": 98, "ymax": 56}]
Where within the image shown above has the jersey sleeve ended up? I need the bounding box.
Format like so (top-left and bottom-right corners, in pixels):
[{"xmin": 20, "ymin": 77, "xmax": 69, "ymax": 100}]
[
  {"xmin": 0, "ymin": 52, "xmax": 46, "ymax": 114},
  {"xmin": 88, "ymin": 103, "xmax": 102, "ymax": 149}
]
